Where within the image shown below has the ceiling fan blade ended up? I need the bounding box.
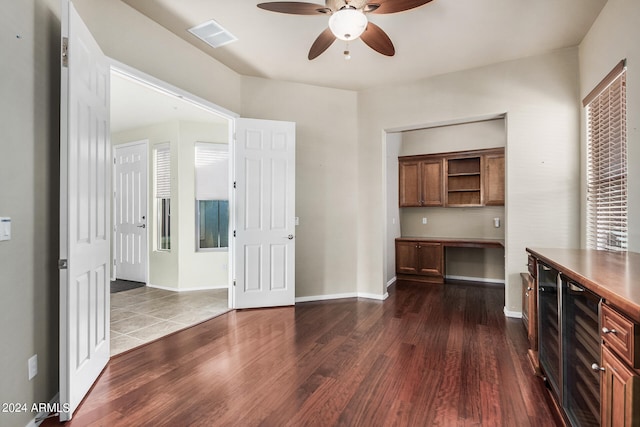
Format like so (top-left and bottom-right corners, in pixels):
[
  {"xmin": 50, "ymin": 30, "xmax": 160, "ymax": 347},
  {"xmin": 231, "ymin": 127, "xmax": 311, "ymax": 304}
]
[
  {"xmin": 257, "ymin": 2, "xmax": 331, "ymax": 15},
  {"xmin": 366, "ymin": 0, "xmax": 433, "ymax": 14},
  {"xmin": 308, "ymin": 28, "xmax": 336, "ymax": 60},
  {"xmin": 360, "ymin": 22, "xmax": 395, "ymax": 56}
]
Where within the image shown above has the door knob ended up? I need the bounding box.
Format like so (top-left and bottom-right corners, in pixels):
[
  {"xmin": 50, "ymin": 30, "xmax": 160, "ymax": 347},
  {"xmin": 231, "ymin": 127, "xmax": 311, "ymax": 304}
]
[
  {"xmin": 287, "ymin": 234, "xmax": 294, "ymax": 240},
  {"xmin": 591, "ymin": 363, "xmax": 605, "ymax": 372},
  {"xmin": 137, "ymin": 224, "xmax": 146, "ymax": 229}
]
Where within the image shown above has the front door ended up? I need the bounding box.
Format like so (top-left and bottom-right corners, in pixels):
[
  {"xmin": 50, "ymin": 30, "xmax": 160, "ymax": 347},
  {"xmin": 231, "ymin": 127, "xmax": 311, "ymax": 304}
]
[
  {"xmin": 59, "ymin": 0, "xmax": 110, "ymax": 420},
  {"xmin": 114, "ymin": 141, "xmax": 147, "ymax": 283},
  {"xmin": 234, "ymin": 118, "xmax": 296, "ymax": 308}
]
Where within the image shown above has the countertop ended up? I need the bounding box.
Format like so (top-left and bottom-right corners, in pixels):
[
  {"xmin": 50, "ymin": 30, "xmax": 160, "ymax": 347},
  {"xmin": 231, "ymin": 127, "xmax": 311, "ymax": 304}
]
[
  {"xmin": 527, "ymin": 247, "xmax": 640, "ymax": 322},
  {"xmin": 397, "ymin": 236, "xmax": 505, "ymax": 248}
]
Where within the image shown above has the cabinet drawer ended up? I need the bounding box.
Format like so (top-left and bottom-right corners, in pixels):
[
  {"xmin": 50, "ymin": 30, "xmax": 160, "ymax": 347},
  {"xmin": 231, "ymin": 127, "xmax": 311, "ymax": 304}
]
[
  {"xmin": 527, "ymin": 255, "xmax": 536, "ymax": 278},
  {"xmin": 601, "ymin": 304, "xmax": 639, "ymax": 368}
]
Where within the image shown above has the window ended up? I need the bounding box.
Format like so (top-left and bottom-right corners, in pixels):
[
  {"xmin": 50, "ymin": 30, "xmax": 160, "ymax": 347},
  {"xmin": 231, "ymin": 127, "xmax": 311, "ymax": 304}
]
[
  {"xmin": 155, "ymin": 143, "xmax": 171, "ymax": 251},
  {"xmin": 584, "ymin": 60, "xmax": 627, "ymax": 251},
  {"xmin": 195, "ymin": 143, "xmax": 229, "ymax": 250}
]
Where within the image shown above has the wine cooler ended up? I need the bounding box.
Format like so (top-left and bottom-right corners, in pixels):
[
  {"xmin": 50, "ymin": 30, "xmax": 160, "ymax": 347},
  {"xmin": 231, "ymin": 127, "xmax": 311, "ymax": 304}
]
[
  {"xmin": 562, "ymin": 279, "xmax": 600, "ymax": 427},
  {"xmin": 537, "ymin": 262, "xmax": 602, "ymax": 427}
]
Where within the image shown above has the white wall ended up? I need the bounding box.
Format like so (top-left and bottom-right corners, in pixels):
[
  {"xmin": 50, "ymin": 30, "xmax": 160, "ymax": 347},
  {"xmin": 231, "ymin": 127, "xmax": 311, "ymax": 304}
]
[
  {"xmin": 177, "ymin": 121, "xmax": 229, "ymax": 290},
  {"xmin": 113, "ymin": 122, "xmax": 181, "ymax": 289},
  {"xmin": 579, "ymin": 0, "xmax": 640, "ymax": 252},
  {"xmin": 113, "ymin": 120, "xmax": 230, "ymax": 291},
  {"xmin": 358, "ymin": 48, "xmax": 582, "ymax": 313}
]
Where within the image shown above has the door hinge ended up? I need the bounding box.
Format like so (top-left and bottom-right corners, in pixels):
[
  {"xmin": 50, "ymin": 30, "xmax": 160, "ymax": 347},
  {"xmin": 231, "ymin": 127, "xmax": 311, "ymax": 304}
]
[
  {"xmin": 62, "ymin": 37, "xmax": 69, "ymax": 68},
  {"xmin": 58, "ymin": 259, "xmax": 68, "ymax": 270},
  {"xmin": 233, "ymin": 280, "xmax": 236, "ymax": 287},
  {"xmin": 233, "ymin": 230, "xmax": 236, "ymax": 237}
]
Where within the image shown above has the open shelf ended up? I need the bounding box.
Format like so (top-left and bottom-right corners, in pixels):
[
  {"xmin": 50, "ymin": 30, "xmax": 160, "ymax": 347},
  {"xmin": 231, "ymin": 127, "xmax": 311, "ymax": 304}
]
[{"xmin": 447, "ymin": 157, "xmax": 481, "ymax": 205}]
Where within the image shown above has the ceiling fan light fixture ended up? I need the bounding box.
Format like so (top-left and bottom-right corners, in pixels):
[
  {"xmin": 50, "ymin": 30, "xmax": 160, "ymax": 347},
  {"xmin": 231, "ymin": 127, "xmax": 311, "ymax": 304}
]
[{"xmin": 329, "ymin": 8, "xmax": 368, "ymax": 41}]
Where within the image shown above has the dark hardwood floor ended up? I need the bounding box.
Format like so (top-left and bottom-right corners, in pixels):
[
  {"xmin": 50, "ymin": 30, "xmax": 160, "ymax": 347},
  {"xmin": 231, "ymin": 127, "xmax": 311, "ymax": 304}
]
[{"xmin": 43, "ymin": 281, "xmax": 558, "ymax": 427}]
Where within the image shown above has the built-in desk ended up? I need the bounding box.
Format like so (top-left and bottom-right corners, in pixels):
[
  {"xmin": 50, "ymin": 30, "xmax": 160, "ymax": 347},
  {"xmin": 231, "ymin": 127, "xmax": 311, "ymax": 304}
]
[{"xmin": 395, "ymin": 237, "xmax": 504, "ymax": 283}]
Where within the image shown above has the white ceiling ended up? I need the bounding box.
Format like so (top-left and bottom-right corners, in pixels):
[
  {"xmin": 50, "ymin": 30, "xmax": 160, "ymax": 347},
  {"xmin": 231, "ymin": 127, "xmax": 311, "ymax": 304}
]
[
  {"xmin": 110, "ymin": 72, "xmax": 228, "ymax": 133},
  {"xmin": 121, "ymin": 0, "xmax": 608, "ymax": 91}
]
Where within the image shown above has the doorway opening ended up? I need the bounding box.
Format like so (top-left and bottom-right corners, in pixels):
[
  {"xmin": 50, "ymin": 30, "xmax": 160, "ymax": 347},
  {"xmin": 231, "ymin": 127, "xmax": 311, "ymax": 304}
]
[{"xmin": 108, "ymin": 66, "xmax": 235, "ymax": 355}]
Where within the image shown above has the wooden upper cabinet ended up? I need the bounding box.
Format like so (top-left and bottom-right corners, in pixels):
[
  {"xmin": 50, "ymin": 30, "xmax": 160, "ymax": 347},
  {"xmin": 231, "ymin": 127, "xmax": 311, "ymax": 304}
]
[
  {"xmin": 399, "ymin": 148, "xmax": 504, "ymax": 208},
  {"xmin": 484, "ymin": 153, "xmax": 505, "ymax": 206},
  {"xmin": 399, "ymin": 161, "xmax": 422, "ymax": 207},
  {"xmin": 399, "ymin": 159, "xmax": 443, "ymax": 207},
  {"xmin": 420, "ymin": 160, "xmax": 443, "ymax": 206}
]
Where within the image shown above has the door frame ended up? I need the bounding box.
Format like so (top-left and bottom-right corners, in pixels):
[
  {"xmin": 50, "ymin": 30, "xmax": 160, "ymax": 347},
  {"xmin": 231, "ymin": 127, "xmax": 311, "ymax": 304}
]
[
  {"xmin": 111, "ymin": 139, "xmax": 149, "ymax": 283},
  {"xmin": 109, "ymin": 60, "xmax": 239, "ymax": 309}
]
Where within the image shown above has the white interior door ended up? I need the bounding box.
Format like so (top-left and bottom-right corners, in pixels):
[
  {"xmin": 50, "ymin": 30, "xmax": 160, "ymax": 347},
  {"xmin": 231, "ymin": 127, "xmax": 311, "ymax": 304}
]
[
  {"xmin": 59, "ymin": 0, "xmax": 110, "ymax": 420},
  {"xmin": 234, "ymin": 118, "xmax": 296, "ymax": 308},
  {"xmin": 114, "ymin": 142, "xmax": 147, "ymax": 283}
]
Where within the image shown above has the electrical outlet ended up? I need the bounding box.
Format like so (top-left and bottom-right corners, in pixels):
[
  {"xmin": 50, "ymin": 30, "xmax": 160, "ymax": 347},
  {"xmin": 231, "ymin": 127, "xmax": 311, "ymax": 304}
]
[
  {"xmin": 28, "ymin": 354, "xmax": 38, "ymax": 380},
  {"xmin": 422, "ymin": 217, "xmax": 427, "ymax": 225}
]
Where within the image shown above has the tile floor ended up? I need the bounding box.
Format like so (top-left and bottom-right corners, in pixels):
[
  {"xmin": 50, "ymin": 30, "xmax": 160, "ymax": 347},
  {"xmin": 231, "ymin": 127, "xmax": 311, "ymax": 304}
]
[{"xmin": 110, "ymin": 287, "xmax": 229, "ymax": 356}]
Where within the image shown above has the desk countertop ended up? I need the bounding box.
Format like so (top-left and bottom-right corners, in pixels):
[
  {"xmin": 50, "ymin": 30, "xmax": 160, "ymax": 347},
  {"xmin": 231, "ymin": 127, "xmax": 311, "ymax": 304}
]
[{"xmin": 397, "ymin": 236, "xmax": 505, "ymax": 248}]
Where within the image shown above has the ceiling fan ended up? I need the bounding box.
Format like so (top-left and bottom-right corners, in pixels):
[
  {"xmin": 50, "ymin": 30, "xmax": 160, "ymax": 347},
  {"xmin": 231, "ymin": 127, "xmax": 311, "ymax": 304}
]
[{"xmin": 257, "ymin": 0, "xmax": 434, "ymax": 60}]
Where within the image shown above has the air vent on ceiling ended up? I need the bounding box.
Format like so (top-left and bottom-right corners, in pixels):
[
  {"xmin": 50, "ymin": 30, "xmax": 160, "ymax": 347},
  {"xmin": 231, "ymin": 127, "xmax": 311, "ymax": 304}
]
[{"xmin": 188, "ymin": 19, "xmax": 237, "ymax": 48}]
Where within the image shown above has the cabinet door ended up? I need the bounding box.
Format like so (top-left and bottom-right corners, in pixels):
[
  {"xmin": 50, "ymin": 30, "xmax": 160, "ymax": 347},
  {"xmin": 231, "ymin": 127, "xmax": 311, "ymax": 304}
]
[
  {"xmin": 601, "ymin": 346, "xmax": 640, "ymax": 427},
  {"xmin": 521, "ymin": 273, "xmax": 530, "ymax": 331},
  {"xmin": 416, "ymin": 242, "xmax": 443, "ymax": 277},
  {"xmin": 420, "ymin": 160, "xmax": 443, "ymax": 206},
  {"xmin": 527, "ymin": 273, "xmax": 537, "ymax": 351},
  {"xmin": 396, "ymin": 241, "xmax": 419, "ymax": 274},
  {"xmin": 399, "ymin": 161, "xmax": 421, "ymax": 207},
  {"xmin": 484, "ymin": 153, "xmax": 505, "ymax": 206}
]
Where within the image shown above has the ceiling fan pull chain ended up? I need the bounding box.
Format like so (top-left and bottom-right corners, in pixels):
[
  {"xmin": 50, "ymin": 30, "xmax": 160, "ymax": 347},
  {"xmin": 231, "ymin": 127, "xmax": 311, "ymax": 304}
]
[{"xmin": 344, "ymin": 41, "xmax": 351, "ymax": 60}]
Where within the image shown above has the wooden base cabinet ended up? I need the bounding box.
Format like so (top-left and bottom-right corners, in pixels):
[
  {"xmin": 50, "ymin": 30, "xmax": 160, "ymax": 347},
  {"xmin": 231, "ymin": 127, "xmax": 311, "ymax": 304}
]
[
  {"xmin": 600, "ymin": 346, "xmax": 640, "ymax": 427},
  {"xmin": 526, "ymin": 248, "xmax": 640, "ymax": 427},
  {"xmin": 395, "ymin": 240, "xmax": 443, "ymax": 283}
]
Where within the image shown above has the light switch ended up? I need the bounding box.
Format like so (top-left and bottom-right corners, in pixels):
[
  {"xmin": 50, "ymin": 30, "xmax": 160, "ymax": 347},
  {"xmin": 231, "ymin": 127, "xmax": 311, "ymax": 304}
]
[
  {"xmin": 0, "ymin": 217, "xmax": 10, "ymax": 241},
  {"xmin": 422, "ymin": 217, "xmax": 427, "ymax": 225}
]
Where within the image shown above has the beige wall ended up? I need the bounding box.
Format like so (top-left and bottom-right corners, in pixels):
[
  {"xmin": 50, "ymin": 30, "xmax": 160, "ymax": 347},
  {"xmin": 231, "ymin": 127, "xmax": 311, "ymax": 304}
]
[
  {"xmin": 240, "ymin": 76, "xmax": 359, "ymax": 298},
  {"xmin": 358, "ymin": 48, "xmax": 582, "ymax": 313},
  {"xmin": 113, "ymin": 120, "xmax": 230, "ymax": 291},
  {"xmin": 0, "ymin": 1, "xmax": 60, "ymax": 425},
  {"xmin": 579, "ymin": 0, "xmax": 640, "ymax": 252}
]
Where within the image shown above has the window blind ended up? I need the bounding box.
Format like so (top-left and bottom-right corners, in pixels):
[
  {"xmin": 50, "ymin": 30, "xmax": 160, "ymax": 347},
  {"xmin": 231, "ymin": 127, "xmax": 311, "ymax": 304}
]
[
  {"xmin": 155, "ymin": 143, "xmax": 171, "ymax": 199},
  {"xmin": 195, "ymin": 142, "xmax": 229, "ymax": 200},
  {"xmin": 584, "ymin": 61, "xmax": 627, "ymax": 251}
]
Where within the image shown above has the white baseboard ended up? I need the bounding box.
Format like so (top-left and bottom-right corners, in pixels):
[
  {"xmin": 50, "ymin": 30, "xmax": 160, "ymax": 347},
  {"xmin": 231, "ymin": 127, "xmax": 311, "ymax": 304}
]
[
  {"xmin": 27, "ymin": 393, "xmax": 59, "ymax": 427},
  {"xmin": 386, "ymin": 276, "xmax": 397, "ymax": 288},
  {"xmin": 358, "ymin": 292, "xmax": 389, "ymax": 301},
  {"xmin": 295, "ymin": 291, "xmax": 389, "ymax": 303},
  {"xmin": 295, "ymin": 292, "xmax": 357, "ymax": 303},
  {"xmin": 503, "ymin": 307, "xmax": 522, "ymax": 318},
  {"xmin": 445, "ymin": 275, "xmax": 505, "ymax": 285},
  {"xmin": 147, "ymin": 283, "xmax": 227, "ymax": 292}
]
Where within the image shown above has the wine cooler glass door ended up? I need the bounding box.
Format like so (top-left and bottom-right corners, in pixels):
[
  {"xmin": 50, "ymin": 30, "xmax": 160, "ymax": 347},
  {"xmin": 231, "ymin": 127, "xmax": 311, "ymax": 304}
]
[
  {"xmin": 538, "ymin": 262, "xmax": 561, "ymax": 400},
  {"xmin": 562, "ymin": 278, "xmax": 601, "ymax": 427}
]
